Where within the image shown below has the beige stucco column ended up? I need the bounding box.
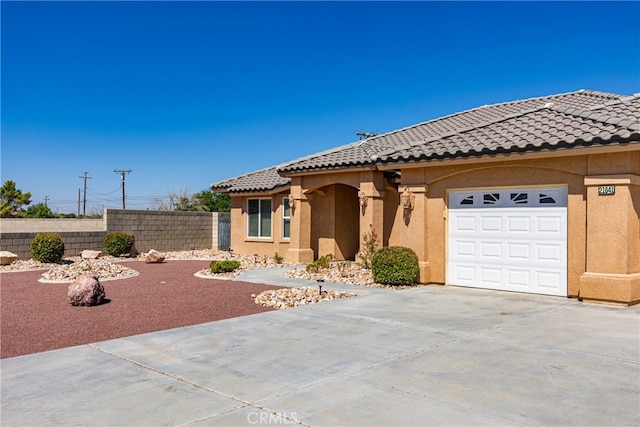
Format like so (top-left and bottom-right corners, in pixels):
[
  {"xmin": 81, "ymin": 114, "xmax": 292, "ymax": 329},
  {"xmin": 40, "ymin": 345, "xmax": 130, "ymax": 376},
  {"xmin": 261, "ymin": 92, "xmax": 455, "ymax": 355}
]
[
  {"xmin": 398, "ymin": 185, "xmax": 430, "ymax": 283},
  {"xmin": 358, "ymin": 171, "xmax": 385, "ymax": 258},
  {"xmin": 580, "ymin": 174, "xmax": 640, "ymax": 305},
  {"xmin": 285, "ymin": 182, "xmax": 314, "ymax": 264}
]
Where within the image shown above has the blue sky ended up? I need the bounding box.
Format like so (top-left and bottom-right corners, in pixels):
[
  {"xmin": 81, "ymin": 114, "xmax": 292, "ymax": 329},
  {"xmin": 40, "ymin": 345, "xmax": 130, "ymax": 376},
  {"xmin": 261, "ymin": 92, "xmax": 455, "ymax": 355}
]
[{"xmin": 2, "ymin": 1, "xmax": 639, "ymax": 214}]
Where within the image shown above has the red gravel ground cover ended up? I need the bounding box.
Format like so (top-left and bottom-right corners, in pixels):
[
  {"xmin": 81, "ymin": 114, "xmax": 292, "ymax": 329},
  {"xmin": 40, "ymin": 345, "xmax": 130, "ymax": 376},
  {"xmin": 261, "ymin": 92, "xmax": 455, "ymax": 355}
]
[{"xmin": 1, "ymin": 260, "xmax": 283, "ymax": 359}]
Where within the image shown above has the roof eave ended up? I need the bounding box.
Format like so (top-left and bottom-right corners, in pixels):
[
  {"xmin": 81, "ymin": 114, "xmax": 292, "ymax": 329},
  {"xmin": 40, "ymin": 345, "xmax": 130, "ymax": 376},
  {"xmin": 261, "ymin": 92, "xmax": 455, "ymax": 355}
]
[
  {"xmin": 227, "ymin": 183, "xmax": 291, "ymax": 197},
  {"xmin": 376, "ymin": 140, "xmax": 640, "ymax": 170}
]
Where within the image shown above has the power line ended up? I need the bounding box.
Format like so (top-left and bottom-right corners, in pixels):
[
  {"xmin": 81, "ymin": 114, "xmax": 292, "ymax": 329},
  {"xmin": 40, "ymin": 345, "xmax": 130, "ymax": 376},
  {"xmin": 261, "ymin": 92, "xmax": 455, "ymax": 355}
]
[{"xmin": 86, "ymin": 185, "xmax": 122, "ymax": 196}]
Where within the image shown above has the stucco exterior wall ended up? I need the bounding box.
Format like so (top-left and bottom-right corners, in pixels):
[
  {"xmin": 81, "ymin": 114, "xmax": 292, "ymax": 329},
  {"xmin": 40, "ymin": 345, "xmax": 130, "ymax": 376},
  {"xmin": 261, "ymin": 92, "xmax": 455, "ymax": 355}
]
[
  {"xmin": 383, "ymin": 152, "xmax": 639, "ymax": 304},
  {"xmin": 309, "ymin": 184, "xmax": 359, "ymax": 260},
  {"xmin": 226, "ymin": 150, "xmax": 639, "ymax": 305},
  {"xmin": 393, "ymin": 156, "xmax": 589, "ymax": 298},
  {"xmin": 229, "ymin": 191, "xmax": 291, "ymax": 258}
]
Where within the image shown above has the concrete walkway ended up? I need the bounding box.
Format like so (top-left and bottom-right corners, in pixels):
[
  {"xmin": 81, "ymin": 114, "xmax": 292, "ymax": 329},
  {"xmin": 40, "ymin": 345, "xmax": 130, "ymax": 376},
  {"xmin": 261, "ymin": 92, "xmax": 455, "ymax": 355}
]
[{"xmin": 2, "ymin": 269, "xmax": 639, "ymax": 426}]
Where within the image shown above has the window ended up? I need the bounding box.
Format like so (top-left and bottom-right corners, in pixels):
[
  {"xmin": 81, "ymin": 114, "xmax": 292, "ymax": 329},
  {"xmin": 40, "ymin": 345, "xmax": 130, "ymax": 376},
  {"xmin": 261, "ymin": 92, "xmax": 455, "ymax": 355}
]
[
  {"xmin": 282, "ymin": 197, "xmax": 291, "ymax": 239},
  {"xmin": 539, "ymin": 193, "xmax": 557, "ymax": 204},
  {"xmin": 247, "ymin": 198, "xmax": 272, "ymax": 238},
  {"xmin": 510, "ymin": 192, "xmax": 528, "ymax": 205},
  {"xmin": 460, "ymin": 195, "xmax": 474, "ymax": 205},
  {"xmin": 483, "ymin": 193, "xmax": 500, "ymax": 205}
]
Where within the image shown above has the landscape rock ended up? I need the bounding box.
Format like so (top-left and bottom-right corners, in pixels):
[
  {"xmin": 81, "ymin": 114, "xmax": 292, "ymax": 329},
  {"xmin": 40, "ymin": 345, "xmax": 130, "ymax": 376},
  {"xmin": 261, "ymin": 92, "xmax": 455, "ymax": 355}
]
[
  {"xmin": 144, "ymin": 249, "xmax": 165, "ymax": 263},
  {"xmin": 253, "ymin": 287, "xmax": 357, "ymax": 310},
  {"xmin": 81, "ymin": 250, "xmax": 102, "ymax": 259},
  {"xmin": 0, "ymin": 251, "xmax": 18, "ymax": 265},
  {"xmin": 67, "ymin": 274, "xmax": 106, "ymax": 306}
]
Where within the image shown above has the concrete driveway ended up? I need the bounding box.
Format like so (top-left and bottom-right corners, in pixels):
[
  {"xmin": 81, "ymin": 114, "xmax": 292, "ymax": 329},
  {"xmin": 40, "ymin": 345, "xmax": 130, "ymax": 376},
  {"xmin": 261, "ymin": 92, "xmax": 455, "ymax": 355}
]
[{"xmin": 2, "ymin": 269, "xmax": 639, "ymax": 426}]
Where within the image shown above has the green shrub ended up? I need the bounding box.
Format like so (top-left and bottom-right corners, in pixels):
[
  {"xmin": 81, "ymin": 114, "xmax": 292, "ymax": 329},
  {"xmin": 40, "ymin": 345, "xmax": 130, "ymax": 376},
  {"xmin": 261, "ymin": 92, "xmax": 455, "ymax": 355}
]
[
  {"xmin": 30, "ymin": 233, "xmax": 65, "ymax": 263},
  {"xmin": 210, "ymin": 260, "xmax": 241, "ymax": 273},
  {"xmin": 305, "ymin": 254, "xmax": 335, "ymax": 273},
  {"xmin": 371, "ymin": 246, "xmax": 419, "ymax": 286},
  {"xmin": 103, "ymin": 232, "xmax": 135, "ymax": 256}
]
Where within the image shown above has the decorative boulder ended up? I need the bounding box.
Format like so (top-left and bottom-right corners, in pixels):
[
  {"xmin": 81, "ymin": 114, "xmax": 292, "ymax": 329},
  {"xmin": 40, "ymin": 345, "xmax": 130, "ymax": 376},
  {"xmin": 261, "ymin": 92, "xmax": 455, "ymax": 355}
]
[
  {"xmin": 81, "ymin": 250, "xmax": 102, "ymax": 259},
  {"xmin": 67, "ymin": 274, "xmax": 105, "ymax": 306},
  {"xmin": 144, "ymin": 249, "xmax": 165, "ymax": 263},
  {"xmin": 0, "ymin": 251, "xmax": 18, "ymax": 265}
]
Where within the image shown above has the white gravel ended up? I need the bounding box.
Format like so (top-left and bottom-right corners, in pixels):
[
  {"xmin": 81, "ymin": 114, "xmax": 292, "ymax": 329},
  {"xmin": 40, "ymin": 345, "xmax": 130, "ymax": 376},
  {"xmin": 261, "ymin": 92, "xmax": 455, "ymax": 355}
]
[{"xmin": 253, "ymin": 287, "xmax": 357, "ymax": 310}]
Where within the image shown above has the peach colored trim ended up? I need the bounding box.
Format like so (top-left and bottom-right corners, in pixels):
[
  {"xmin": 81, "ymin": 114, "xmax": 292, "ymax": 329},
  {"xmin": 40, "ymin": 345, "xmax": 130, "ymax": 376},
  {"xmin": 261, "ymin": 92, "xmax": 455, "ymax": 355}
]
[{"xmin": 584, "ymin": 174, "xmax": 640, "ymax": 186}]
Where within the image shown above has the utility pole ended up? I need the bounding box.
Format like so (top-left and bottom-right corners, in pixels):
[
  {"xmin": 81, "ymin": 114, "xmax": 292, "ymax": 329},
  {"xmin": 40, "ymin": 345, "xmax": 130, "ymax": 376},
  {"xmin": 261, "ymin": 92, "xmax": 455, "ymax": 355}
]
[
  {"xmin": 78, "ymin": 172, "xmax": 92, "ymax": 217},
  {"xmin": 77, "ymin": 189, "xmax": 81, "ymax": 217},
  {"xmin": 114, "ymin": 169, "xmax": 132, "ymax": 209},
  {"xmin": 43, "ymin": 196, "xmax": 49, "ymax": 207}
]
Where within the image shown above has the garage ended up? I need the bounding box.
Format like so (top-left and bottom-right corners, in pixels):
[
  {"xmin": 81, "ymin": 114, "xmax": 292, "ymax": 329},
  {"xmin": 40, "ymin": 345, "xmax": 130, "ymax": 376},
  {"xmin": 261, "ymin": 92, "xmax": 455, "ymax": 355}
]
[{"xmin": 447, "ymin": 187, "xmax": 568, "ymax": 296}]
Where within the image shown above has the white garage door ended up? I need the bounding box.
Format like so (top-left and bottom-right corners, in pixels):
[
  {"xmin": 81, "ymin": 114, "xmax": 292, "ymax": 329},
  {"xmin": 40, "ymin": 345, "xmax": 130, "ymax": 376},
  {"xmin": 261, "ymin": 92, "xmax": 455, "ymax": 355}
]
[{"xmin": 447, "ymin": 187, "xmax": 567, "ymax": 296}]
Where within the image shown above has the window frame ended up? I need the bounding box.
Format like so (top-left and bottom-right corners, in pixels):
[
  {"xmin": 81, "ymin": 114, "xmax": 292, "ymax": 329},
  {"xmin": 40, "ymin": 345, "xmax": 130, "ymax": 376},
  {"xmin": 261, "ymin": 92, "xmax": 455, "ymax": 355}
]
[
  {"xmin": 246, "ymin": 197, "xmax": 273, "ymax": 239},
  {"xmin": 282, "ymin": 196, "xmax": 291, "ymax": 240}
]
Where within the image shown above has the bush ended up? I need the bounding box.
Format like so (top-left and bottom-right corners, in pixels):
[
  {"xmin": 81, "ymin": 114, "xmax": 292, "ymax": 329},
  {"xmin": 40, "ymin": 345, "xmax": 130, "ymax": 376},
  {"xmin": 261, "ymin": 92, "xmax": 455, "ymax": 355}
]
[
  {"xmin": 30, "ymin": 233, "xmax": 65, "ymax": 263},
  {"xmin": 103, "ymin": 232, "xmax": 135, "ymax": 256},
  {"xmin": 210, "ymin": 260, "xmax": 241, "ymax": 273},
  {"xmin": 305, "ymin": 254, "xmax": 335, "ymax": 273},
  {"xmin": 371, "ymin": 246, "xmax": 419, "ymax": 286}
]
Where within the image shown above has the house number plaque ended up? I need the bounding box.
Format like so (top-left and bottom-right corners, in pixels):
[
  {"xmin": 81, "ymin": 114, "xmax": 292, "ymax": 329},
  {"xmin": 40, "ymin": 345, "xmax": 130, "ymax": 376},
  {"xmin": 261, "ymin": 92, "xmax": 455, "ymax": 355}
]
[{"xmin": 598, "ymin": 185, "xmax": 615, "ymax": 196}]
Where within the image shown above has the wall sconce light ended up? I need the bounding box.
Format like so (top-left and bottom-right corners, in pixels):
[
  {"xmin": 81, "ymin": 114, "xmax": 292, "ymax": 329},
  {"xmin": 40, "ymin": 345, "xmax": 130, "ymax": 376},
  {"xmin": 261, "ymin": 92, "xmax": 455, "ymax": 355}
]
[
  {"xmin": 400, "ymin": 186, "xmax": 414, "ymax": 210},
  {"xmin": 358, "ymin": 191, "xmax": 368, "ymax": 208},
  {"xmin": 288, "ymin": 195, "xmax": 296, "ymax": 213}
]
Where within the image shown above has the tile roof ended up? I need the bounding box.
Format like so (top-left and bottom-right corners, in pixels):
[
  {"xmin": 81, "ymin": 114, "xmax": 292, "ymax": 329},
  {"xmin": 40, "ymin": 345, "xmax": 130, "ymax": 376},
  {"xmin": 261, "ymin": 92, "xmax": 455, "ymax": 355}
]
[
  {"xmin": 375, "ymin": 94, "xmax": 640, "ymax": 164},
  {"xmin": 210, "ymin": 166, "xmax": 289, "ymax": 194},
  {"xmin": 277, "ymin": 89, "xmax": 634, "ymax": 173},
  {"xmin": 212, "ymin": 90, "xmax": 638, "ymax": 193}
]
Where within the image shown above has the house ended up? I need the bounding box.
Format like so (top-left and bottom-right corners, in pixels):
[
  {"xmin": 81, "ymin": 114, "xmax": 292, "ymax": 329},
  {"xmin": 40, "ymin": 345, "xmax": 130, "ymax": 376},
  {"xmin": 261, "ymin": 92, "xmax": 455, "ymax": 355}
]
[{"xmin": 211, "ymin": 90, "xmax": 640, "ymax": 305}]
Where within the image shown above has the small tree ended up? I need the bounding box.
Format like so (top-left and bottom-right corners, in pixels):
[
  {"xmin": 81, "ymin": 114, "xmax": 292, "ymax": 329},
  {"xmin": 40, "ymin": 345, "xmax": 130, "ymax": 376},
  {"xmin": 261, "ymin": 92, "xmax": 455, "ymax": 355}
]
[
  {"xmin": 26, "ymin": 203, "xmax": 55, "ymax": 218},
  {"xmin": 193, "ymin": 189, "xmax": 230, "ymax": 212},
  {"xmin": 356, "ymin": 224, "xmax": 379, "ymax": 269},
  {"xmin": 0, "ymin": 180, "xmax": 32, "ymax": 218}
]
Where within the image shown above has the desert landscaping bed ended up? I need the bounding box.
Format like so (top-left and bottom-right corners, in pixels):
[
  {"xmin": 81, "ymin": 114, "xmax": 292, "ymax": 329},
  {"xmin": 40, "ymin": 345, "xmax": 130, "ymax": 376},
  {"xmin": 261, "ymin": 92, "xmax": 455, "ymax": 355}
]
[
  {"xmin": 0, "ymin": 260, "xmax": 285, "ymax": 359},
  {"xmin": 0, "ymin": 250, "xmax": 423, "ymax": 358}
]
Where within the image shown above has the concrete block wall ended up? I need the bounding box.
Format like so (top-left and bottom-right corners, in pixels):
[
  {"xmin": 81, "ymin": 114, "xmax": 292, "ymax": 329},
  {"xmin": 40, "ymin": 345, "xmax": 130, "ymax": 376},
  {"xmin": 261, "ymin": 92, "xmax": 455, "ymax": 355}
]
[
  {"xmin": 0, "ymin": 218, "xmax": 105, "ymax": 233},
  {"xmin": 1, "ymin": 210, "xmax": 229, "ymax": 259},
  {"xmin": 104, "ymin": 209, "xmax": 215, "ymax": 253},
  {"xmin": 1, "ymin": 231, "xmax": 107, "ymax": 259}
]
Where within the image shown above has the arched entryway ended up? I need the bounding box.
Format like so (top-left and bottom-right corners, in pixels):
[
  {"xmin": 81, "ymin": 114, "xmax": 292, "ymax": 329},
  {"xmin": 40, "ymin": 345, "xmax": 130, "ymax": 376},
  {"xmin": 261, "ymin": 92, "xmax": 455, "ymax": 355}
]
[{"xmin": 309, "ymin": 184, "xmax": 360, "ymax": 260}]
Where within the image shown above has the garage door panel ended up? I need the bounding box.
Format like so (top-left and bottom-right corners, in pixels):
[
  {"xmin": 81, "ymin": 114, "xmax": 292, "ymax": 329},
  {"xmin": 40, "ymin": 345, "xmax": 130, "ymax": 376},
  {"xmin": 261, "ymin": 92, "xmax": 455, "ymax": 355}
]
[
  {"xmin": 480, "ymin": 267, "xmax": 502, "ymax": 284},
  {"xmin": 453, "ymin": 216, "xmax": 476, "ymax": 232},
  {"xmin": 480, "ymin": 216, "xmax": 502, "ymax": 232},
  {"xmin": 506, "ymin": 269, "xmax": 531, "ymax": 287},
  {"xmin": 536, "ymin": 243, "xmax": 563, "ymax": 264},
  {"xmin": 506, "ymin": 242, "xmax": 531, "ymax": 261},
  {"xmin": 507, "ymin": 216, "xmax": 532, "ymax": 233},
  {"xmin": 452, "ymin": 265, "xmax": 476, "ymax": 283},
  {"xmin": 536, "ymin": 270, "xmax": 563, "ymax": 290},
  {"xmin": 451, "ymin": 240, "xmax": 476, "ymax": 257},
  {"xmin": 536, "ymin": 216, "xmax": 565, "ymax": 234},
  {"xmin": 480, "ymin": 241, "xmax": 502, "ymax": 258},
  {"xmin": 448, "ymin": 187, "xmax": 567, "ymax": 297}
]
